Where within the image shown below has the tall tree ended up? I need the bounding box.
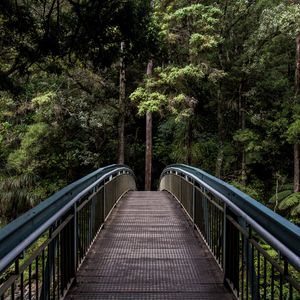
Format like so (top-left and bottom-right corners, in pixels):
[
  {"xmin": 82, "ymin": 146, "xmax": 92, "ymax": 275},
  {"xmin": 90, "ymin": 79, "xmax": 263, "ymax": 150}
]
[
  {"xmin": 145, "ymin": 59, "xmax": 153, "ymax": 191},
  {"xmin": 118, "ymin": 41, "xmax": 126, "ymax": 164}
]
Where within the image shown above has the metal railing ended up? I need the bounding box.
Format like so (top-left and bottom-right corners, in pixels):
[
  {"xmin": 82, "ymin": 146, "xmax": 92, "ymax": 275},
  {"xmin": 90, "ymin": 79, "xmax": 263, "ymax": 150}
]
[
  {"xmin": 0, "ymin": 165, "xmax": 136, "ymax": 300},
  {"xmin": 160, "ymin": 164, "xmax": 300, "ymax": 300}
]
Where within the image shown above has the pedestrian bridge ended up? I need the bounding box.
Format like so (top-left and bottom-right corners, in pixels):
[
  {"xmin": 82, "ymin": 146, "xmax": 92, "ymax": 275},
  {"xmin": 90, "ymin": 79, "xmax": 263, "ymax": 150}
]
[{"xmin": 0, "ymin": 165, "xmax": 299, "ymax": 299}]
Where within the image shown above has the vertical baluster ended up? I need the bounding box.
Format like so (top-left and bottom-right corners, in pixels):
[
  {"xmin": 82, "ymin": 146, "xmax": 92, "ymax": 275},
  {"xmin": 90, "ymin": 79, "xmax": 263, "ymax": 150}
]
[
  {"xmin": 215, "ymin": 205, "xmax": 218, "ymax": 257},
  {"xmin": 28, "ymin": 264, "xmax": 32, "ymax": 300},
  {"xmin": 82, "ymin": 207, "xmax": 85, "ymax": 258},
  {"xmin": 192, "ymin": 182, "xmax": 195, "ymax": 224},
  {"xmin": 246, "ymin": 236, "xmax": 249, "ymax": 300},
  {"xmin": 257, "ymin": 251, "xmax": 260, "ymax": 300},
  {"xmin": 20, "ymin": 273, "xmax": 24, "ymax": 300},
  {"xmin": 251, "ymin": 244, "xmax": 255, "ymax": 299},
  {"xmin": 11, "ymin": 283, "xmax": 15, "ymax": 300},
  {"xmin": 89, "ymin": 201, "xmax": 92, "ymax": 245},
  {"xmin": 271, "ymin": 265, "xmax": 275, "ymax": 300},
  {"xmin": 263, "ymin": 257, "xmax": 267, "ymax": 300},
  {"xmin": 61, "ymin": 227, "xmax": 65, "ymax": 293},
  {"xmin": 279, "ymin": 273, "xmax": 283, "ymax": 300},
  {"xmin": 103, "ymin": 182, "xmax": 106, "ymax": 222},
  {"xmin": 42, "ymin": 249, "xmax": 45, "ymax": 298},
  {"xmin": 218, "ymin": 207, "xmax": 221, "ymax": 264},
  {"xmin": 53, "ymin": 238, "xmax": 56, "ymax": 300},
  {"xmin": 241, "ymin": 234, "xmax": 244, "ymax": 300},
  {"xmin": 237, "ymin": 230, "xmax": 241, "ymax": 297},
  {"xmin": 85, "ymin": 201, "xmax": 88, "ymax": 247},
  {"xmin": 209, "ymin": 201, "xmax": 212, "ymax": 248},
  {"xmin": 36, "ymin": 256, "xmax": 39, "ymax": 299},
  {"xmin": 212, "ymin": 203, "xmax": 214, "ymax": 255},
  {"xmin": 68, "ymin": 220, "xmax": 72, "ymax": 284},
  {"xmin": 289, "ymin": 283, "xmax": 293, "ymax": 300},
  {"xmin": 222, "ymin": 203, "xmax": 227, "ymax": 274},
  {"xmin": 47, "ymin": 244, "xmax": 50, "ymax": 300},
  {"xmin": 78, "ymin": 209, "xmax": 81, "ymax": 262},
  {"xmin": 57, "ymin": 233, "xmax": 60, "ymax": 298},
  {"xmin": 74, "ymin": 203, "xmax": 78, "ymax": 281}
]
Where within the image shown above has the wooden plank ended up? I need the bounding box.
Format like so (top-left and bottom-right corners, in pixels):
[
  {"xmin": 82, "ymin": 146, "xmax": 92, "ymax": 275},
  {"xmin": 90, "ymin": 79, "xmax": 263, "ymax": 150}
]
[{"xmin": 66, "ymin": 191, "xmax": 234, "ymax": 299}]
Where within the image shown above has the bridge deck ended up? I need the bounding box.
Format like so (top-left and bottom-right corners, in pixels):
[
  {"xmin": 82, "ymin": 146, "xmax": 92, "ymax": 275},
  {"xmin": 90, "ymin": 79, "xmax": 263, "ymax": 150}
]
[{"xmin": 66, "ymin": 191, "xmax": 234, "ymax": 300}]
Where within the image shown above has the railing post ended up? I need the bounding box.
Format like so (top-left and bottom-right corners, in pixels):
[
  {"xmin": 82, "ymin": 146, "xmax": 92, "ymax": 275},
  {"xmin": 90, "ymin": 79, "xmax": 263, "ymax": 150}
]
[
  {"xmin": 224, "ymin": 208, "xmax": 240, "ymax": 293},
  {"xmin": 40, "ymin": 227, "xmax": 55, "ymax": 300},
  {"xmin": 192, "ymin": 181, "xmax": 195, "ymax": 223},
  {"xmin": 203, "ymin": 188, "xmax": 209, "ymax": 240},
  {"xmin": 180, "ymin": 174, "xmax": 182, "ymax": 203},
  {"xmin": 223, "ymin": 203, "xmax": 227, "ymax": 273},
  {"xmin": 248, "ymin": 226, "xmax": 259, "ymax": 300},
  {"xmin": 73, "ymin": 203, "xmax": 77, "ymax": 282},
  {"xmin": 91, "ymin": 189, "xmax": 96, "ymax": 237},
  {"xmin": 103, "ymin": 180, "xmax": 106, "ymax": 223}
]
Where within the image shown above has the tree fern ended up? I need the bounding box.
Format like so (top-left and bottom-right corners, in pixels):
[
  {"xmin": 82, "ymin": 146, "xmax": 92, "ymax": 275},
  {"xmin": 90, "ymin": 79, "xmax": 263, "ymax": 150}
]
[
  {"xmin": 269, "ymin": 181, "xmax": 300, "ymax": 222},
  {"xmin": 269, "ymin": 190, "xmax": 293, "ymax": 203},
  {"xmin": 292, "ymin": 203, "xmax": 300, "ymax": 217},
  {"xmin": 278, "ymin": 193, "xmax": 300, "ymax": 214},
  {"xmin": 280, "ymin": 184, "xmax": 293, "ymax": 191}
]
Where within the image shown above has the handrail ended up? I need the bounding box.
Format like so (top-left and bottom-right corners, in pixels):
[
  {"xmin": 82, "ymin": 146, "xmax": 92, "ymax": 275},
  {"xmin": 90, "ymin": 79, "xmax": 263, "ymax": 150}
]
[
  {"xmin": 0, "ymin": 164, "xmax": 134, "ymax": 272},
  {"xmin": 160, "ymin": 164, "xmax": 300, "ymax": 298},
  {"xmin": 161, "ymin": 164, "xmax": 300, "ymax": 267}
]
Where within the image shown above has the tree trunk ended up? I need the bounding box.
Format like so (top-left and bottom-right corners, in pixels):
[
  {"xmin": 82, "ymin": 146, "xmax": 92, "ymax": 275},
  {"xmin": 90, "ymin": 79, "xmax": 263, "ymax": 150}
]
[
  {"xmin": 215, "ymin": 87, "xmax": 224, "ymax": 178},
  {"xmin": 294, "ymin": 33, "xmax": 300, "ymax": 192},
  {"xmin": 118, "ymin": 41, "xmax": 126, "ymax": 164},
  {"xmin": 238, "ymin": 82, "xmax": 247, "ymax": 185},
  {"xmin": 186, "ymin": 119, "xmax": 192, "ymax": 165},
  {"xmin": 145, "ymin": 59, "xmax": 153, "ymax": 191},
  {"xmin": 294, "ymin": 144, "xmax": 299, "ymax": 192}
]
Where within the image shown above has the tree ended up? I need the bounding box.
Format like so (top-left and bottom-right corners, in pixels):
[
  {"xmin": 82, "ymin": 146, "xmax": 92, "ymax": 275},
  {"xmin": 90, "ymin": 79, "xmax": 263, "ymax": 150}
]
[
  {"xmin": 118, "ymin": 41, "xmax": 126, "ymax": 164},
  {"xmin": 1, "ymin": 0, "xmax": 300, "ymax": 227},
  {"xmin": 131, "ymin": 1, "xmax": 224, "ymax": 166},
  {"xmin": 145, "ymin": 59, "xmax": 154, "ymax": 190}
]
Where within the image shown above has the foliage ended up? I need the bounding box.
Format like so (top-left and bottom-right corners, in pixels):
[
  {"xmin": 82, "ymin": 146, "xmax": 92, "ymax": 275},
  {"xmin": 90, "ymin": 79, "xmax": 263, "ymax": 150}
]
[
  {"xmin": 0, "ymin": 174, "xmax": 38, "ymax": 222},
  {"xmin": 286, "ymin": 119, "xmax": 300, "ymax": 144},
  {"xmin": 269, "ymin": 180, "xmax": 300, "ymax": 223},
  {"xmin": 231, "ymin": 181, "xmax": 261, "ymax": 200},
  {"xmin": 0, "ymin": 0, "xmax": 300, "ymax": 227},
  {"xmin": 278, "ymin": 192, "xmax": 300, "ymax": 213}
]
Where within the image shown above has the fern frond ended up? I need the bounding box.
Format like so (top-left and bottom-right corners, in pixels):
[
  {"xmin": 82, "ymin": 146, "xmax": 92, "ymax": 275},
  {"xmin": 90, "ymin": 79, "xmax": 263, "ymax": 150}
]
[
  {"xmin": 291, "ymin": 203, "xmax": 300, "ymax": 216},
  {"xmin": 280, "ymin": 184, "xmax": 293, "ymax": 191},
  {"xmin": 278, "ymin": 193, "xmax": 300, "ymax": 210},
  {"xmin": 269, "ymin": 190, "xmax": 293, "ymax": 203}
]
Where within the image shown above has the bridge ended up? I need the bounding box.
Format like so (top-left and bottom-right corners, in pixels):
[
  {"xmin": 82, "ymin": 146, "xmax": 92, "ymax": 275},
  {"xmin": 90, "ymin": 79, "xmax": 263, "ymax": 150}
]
[{"xmin": 0, "ymin": 165, "xmax": 299, "ymax": 299}]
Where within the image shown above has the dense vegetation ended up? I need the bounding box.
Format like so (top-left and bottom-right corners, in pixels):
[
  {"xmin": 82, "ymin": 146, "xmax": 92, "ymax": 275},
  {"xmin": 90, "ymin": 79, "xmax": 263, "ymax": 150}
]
[{"xmin": 0, "ymin": 0, "xmax": 300, "ymax": 226}]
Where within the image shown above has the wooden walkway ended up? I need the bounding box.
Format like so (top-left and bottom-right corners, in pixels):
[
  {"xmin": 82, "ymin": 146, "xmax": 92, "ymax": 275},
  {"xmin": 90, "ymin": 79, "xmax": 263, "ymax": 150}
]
[{"xmin": 66, "ymin": 191, "xmax": 234, "ymax": 299}]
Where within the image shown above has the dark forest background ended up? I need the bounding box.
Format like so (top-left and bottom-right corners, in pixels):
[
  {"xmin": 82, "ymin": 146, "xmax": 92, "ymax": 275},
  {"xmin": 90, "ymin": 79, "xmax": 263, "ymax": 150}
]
[{"xmin": 0, "ymin": 0, "xmax": 300, "ymax": 226}]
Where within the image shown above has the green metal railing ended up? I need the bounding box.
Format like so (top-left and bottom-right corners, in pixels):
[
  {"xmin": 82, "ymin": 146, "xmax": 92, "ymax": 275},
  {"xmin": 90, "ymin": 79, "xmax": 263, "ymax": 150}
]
[
  {"xmin": 160, "ymin": 164, "xmax": 300, "ymax": 300},
  {"xmin": 0, "ymin": 165, "xmax": 136, "ymax": 300}
]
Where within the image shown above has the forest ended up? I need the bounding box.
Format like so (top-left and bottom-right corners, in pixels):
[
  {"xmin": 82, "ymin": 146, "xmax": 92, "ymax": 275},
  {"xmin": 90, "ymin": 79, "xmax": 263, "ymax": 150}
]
[{"xmin": 0, "ymin": 0, "xmax": 300, "ymax": 227}]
